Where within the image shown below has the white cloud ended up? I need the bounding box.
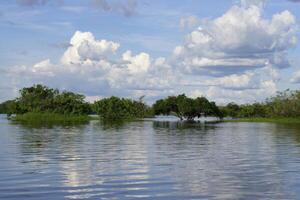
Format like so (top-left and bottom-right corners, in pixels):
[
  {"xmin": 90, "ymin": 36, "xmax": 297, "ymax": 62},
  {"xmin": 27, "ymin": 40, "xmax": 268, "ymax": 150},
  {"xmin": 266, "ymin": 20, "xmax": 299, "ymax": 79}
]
[
  {"xmin": 240, "ymin": 0, "xmax": 267, "ymax": 8},
  {"xmin": 2, "ymin": 2, "xmax": 298, "ymax": 104},
  {"xmin": 190, "ymin": 79, "xmax": 277, "ymax": 104},
  {"xmin": 31, "ymin": 59, "xmax": 55, "ymax": 76},
  {"xmin": 4, "ymin": 31, "xmax": 177, "ymax": 102},
  {"xmin": 61, "ymin": 31, "xmax": 120, "ymax": 65},
  {"xmin": 204, "ymin": 72, "xmax": 257, "ymax": 90},
  {"xmin": 173, "ymin": 5, "xmax": 297, "ymax": 76},
  {"xmin": 122, "ymin": 51, "xmax": 151, "ymax": 74},
  {"xmin": 290, "ymin": 70, "xmax": 300, "ymax": 83}
]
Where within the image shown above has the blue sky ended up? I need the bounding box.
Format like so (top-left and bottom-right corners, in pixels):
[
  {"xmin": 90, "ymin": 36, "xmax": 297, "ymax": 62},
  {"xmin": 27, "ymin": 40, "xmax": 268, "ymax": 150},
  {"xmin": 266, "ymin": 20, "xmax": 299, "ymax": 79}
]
[{"xmin": 0, "ymin": 0, "xmax": 300, "ymax": 104}]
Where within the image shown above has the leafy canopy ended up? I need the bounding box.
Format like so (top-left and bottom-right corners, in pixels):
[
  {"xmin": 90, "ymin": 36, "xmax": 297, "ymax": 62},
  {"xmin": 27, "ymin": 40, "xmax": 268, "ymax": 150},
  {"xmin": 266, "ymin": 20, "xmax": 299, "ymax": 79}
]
[{"xmin": 152, "ymin": 94, "xmax": 223, "ymax": 120}]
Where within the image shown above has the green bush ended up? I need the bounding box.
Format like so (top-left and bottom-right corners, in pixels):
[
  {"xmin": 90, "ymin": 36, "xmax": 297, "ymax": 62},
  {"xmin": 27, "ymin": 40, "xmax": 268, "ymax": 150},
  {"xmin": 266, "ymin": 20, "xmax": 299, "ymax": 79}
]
[
  {"xmin": 12, "ymin": 112, "xmax": 91, "ymax": 123},
  {"xmin": 93, "ymin": 96, "xmax": 152, "ymax": 120},
  {"xmin": 7, "ymin": 84, "xmax": 91, "ymax": 116},
  {"xmin": 222, "ymin": 90, "xmax": 300, "ymax": 118},
  {"xmin": 152, "ymin": 94, "xmax": 223, "ymax": 120}
]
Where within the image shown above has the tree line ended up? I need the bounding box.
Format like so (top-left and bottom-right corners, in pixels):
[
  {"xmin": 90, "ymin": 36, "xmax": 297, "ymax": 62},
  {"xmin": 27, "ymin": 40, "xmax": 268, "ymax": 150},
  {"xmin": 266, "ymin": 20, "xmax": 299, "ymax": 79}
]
[
  {"xmin": 0, "ymin": 85, "xmax": 91, "ymax": 116},
  {"xmin": 221, "ymin": 90, "xmax": 300, "ymax": 118},
  {"xmin": 1, "ymin": 85, "xmax": 300, "ymax": 121},
  {"xmin": 0, "ymin": 85, "xmax": 152, "ymax": 120}
]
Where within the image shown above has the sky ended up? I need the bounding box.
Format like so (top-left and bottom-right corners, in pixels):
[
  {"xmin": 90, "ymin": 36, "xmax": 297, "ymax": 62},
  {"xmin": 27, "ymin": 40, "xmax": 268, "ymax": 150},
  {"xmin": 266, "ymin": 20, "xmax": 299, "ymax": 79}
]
[{"xmin": 0, "ymin": 0, "xmax": 300, "ymax": 104}]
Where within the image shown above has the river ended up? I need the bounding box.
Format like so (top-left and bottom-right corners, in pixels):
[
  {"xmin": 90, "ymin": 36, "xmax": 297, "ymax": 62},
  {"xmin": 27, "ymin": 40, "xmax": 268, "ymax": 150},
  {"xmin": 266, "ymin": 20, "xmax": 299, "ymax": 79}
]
[{"xmin": 1, "ymin": 115, "xmax": 300, "ymax": 199}]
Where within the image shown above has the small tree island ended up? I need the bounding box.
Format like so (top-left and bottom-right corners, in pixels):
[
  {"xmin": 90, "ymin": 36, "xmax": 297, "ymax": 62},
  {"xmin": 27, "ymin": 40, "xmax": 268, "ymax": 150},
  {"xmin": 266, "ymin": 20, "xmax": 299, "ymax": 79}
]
[
  {"xmin": 1, "ymin": 85, "xmax": 92, "ymax": 123},
  {"xmin": 152, "ymin": 94, "xmax": 223, "ymax": 120}
]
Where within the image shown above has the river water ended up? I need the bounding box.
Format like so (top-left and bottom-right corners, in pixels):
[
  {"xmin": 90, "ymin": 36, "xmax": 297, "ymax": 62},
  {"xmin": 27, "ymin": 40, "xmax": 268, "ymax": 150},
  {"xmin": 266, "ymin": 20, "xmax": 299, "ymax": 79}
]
[{"xmin": 1, "ymin": 115, "xmax": 300, "ymax": 199}]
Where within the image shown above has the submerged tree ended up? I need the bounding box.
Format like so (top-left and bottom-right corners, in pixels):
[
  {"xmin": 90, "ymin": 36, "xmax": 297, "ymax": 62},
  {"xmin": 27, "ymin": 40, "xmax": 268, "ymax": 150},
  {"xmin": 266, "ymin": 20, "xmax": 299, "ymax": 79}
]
[
  {"xmin": 152, "ymin": 94, "xmax": 223, "ymax": 120},
  {"xmin": 53, "ymin": 92, "xmax": 91, "ymax": 115}
]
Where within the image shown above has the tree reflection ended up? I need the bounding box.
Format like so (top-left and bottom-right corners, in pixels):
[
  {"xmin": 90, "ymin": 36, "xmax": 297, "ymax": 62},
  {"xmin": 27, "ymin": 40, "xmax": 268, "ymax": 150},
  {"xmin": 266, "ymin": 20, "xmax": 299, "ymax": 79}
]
[
  {"xmin": 10, "ymin": 119, "xmax": 89, "ymax": 129},
  {"xmin": 153, "ymin": 120, "xmax": 218, "ymax": 131}
]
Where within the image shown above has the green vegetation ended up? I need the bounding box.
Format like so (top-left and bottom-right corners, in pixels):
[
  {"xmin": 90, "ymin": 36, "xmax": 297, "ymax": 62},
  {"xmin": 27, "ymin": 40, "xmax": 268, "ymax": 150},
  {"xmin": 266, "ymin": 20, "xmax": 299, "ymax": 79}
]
[
  {"xmin": 0, "ymin": 84, "xmax": 153, "ymax": 122},
  {"xmin": 12, "ymin": 85, "xmax": 91, "ymax": 115},
  {"xmin": 224, "ymin": 117, "xmax": 300, "ymax": 124},
  {"xmin": 93, "ymin": 96, "xmax": 153, "ymax": 121},
  {"xmin": 221, "ymin": 102, "xmax": 267, "ymax": 118},
  {"xmin": 221, "ymin": 90, "xmax": 300, "ymax": 123},
  {"xmin": 1, "ymin": 84, "xmax": 300, "ymax": 124},
  {"xmin": 0, "ymin": 85, "xmax": 91, "ymax": 122},
  {"xmin": 12, "ymin": 112, "xmax": 92, "ymax": 123},
  {"xmin": 152, "ymin": 94, "xmax": 223, "ymax": 120},
  {"xmin": 0, "ymin": 100, "xmax": 16, "ymax": 115}
]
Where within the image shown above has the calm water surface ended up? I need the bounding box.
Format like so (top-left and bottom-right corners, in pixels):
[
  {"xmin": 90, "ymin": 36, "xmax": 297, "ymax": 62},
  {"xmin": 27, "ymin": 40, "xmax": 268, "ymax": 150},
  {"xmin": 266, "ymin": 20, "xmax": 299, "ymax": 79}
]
[{"xmin": 1, "ymin": 115, "xmax": 300, "ymax": 199}]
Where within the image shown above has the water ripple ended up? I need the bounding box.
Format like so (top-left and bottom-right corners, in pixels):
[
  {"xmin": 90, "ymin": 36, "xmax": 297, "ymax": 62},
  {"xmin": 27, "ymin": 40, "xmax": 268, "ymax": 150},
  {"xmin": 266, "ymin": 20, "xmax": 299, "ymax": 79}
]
[{"xmin": 1, "ymin": 117, "xmax": 300, "ymax": 199}]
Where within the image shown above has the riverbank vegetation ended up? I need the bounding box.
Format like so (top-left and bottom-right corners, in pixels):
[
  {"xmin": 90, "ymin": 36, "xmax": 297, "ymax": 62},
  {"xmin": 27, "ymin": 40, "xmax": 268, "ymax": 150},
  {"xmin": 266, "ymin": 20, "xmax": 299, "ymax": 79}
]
[
  {"xmin": 0, "ymin": 85, "xmax": 153, "ymax": 122},
  {"xmin": 1, "ymin": 85, "xmax": 300, "ymax": 123},
  {"xmin": 221, "ymin": 90, "xmax": 300, "ymax": 120},
  {"xmin": 223, "ymin": 117, "xmax": 300, "ymax": 124},
  {"xmin": 0, "ymin": 100, "xmax": 15, "ymax": 115}
]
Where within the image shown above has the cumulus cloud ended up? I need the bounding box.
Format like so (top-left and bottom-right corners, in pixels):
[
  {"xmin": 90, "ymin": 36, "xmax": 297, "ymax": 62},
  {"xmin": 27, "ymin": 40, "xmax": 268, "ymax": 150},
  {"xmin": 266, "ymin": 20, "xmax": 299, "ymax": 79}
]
[
  {"xmin": 122, "ymin": 51, "xmax": 150, "ymax": 74},
  {"xmin": 240, "ymin": 0, "xmax": 300, "ymax": 7},
  {"xmin": 3, "ymin": 31, "xmax": 177, "ymax": 102},
  {"xmin": 92, "ymin": 0, "xmax": 137, "ymax": 17},
  {"xmin": 190, "ymin": 79, "xmax": 277, "ymax": 104},
  {"xmin": 61, "ymin": 31, "xmax": 120, "ymax": 65},
  {"xmin": 203, "ymin": 72, "xmax": 257, "ymax": 90},
  {"xmin": 173, "ymin": 5, "xmax": 297, "ymax": 76},
  {"xmin": 290, "ymin": 71, "xmax": 300, "ymax": 83},
  {"xmin": 2, "ymin": 2, "xmax": 299, "ymax": 104},
  {"xmin": 31, "ymin": 59, "xmax": 55, "ymax": 76},
  {"xmin": 2, "ymin": 29, "xmax": 285, "ymax": 104}
]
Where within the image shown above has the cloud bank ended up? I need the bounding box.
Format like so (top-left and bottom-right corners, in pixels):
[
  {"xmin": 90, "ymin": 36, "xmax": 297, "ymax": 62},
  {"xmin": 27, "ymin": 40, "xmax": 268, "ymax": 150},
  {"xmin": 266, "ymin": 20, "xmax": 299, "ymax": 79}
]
[
  {"xmin": 173, "ymin": 5, "xmax": 297, "ymax": 77},
  {"xmin": 2, "ymin": 2, "xmax": 299, "ymax": 104}
]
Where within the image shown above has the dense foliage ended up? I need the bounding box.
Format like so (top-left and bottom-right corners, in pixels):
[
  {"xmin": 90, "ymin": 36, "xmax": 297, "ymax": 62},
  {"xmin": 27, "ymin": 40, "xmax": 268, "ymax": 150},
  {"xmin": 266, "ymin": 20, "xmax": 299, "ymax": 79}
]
[
  {"xmin": 221, "ymin": 103, "xmax": 267, "ymax": 118},
  {"xmin": 2, "ymin": 85, "xmax": 91, "ymax": 115},
  {"xmin": 1, "ymin": 85, "xmax": 300, "ymax": 122},
  {"xmin": 152, "ymin": 94, "xmax": 223, "ymax": 120},
  {"xmin": 266, "ymin": 90, "xmax": 300, "ymax": 118},
  {"xmin": 0, "ymin": 100, "xmax": 15, "ymax": 115},
  {"xmin": 13, "ymin": 113, "xmax": 91, "ymax": 124},
  {"xmin": 93, "ymin": 96, "xmax": 152, "ymax": 120},
  {"xmin": 222, "ymin": 90, "xmax": 300, "ymax": 118}
]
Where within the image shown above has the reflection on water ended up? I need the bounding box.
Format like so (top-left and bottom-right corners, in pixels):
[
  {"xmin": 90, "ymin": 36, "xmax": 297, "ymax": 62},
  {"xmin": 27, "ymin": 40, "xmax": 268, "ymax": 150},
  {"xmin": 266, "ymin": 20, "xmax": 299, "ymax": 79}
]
[
  {"xmin": 10, "ymin": 119, "xmax": 90, "ymax": 129},
  {"xmin": 153, "ymin": 120, "xmax": 218, "ymax": 131},
  {"xmin": 1, "ymin": 115, "xmax": 300, "ymax": 199}
]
